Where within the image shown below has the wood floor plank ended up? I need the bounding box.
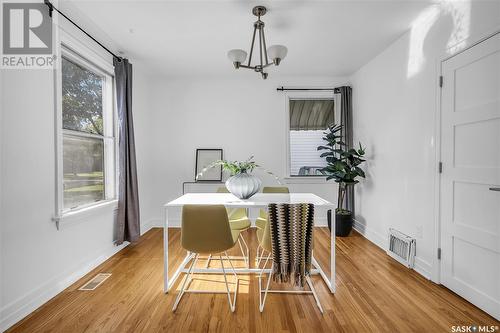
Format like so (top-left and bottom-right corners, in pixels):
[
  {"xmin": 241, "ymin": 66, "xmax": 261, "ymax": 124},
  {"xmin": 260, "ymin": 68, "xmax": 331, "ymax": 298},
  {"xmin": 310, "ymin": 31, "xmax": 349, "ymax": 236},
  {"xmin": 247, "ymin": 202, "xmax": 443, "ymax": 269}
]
[{"xmin": 7, "ymin": 228, "xmax": 499, "ymax": 333}]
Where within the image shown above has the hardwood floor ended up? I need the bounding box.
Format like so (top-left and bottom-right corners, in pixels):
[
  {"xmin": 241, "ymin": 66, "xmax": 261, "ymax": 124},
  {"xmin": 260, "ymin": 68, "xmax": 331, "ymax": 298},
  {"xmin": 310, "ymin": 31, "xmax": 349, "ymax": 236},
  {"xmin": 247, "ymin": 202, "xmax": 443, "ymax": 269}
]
[{"xmin": 8, "ymin": 228, "xmax": 499, "ymax": 333}]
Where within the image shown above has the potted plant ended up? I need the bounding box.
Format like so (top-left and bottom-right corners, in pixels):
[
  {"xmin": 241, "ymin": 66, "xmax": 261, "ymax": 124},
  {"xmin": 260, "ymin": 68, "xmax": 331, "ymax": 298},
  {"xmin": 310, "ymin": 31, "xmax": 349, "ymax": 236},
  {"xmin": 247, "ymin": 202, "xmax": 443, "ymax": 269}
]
[
  {"xmin": 196, "ymin": 156, "xmax": 280, "ymax": 199},
  {"xmin": 318, "ymin": 124, "xmax": 366, "ymax": 236}
]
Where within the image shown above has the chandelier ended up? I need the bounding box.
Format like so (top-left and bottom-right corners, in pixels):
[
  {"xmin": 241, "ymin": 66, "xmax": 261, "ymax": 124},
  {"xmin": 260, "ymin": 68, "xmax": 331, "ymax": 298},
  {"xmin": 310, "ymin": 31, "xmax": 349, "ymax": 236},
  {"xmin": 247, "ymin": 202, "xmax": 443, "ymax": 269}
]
[{"xmin": 227, "ymin": 6, "xmax": 288, "ymax": 79}]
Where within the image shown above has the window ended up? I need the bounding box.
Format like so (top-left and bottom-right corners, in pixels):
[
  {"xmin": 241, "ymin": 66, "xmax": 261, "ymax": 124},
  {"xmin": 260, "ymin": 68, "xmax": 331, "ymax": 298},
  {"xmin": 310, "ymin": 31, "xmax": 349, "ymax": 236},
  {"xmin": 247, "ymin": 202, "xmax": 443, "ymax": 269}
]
[
  {"xmin": 288, "ymin": 98, "xmax": 335, "ymax": 176},
  {"xmin": 60, "ymin": 49, "xmax": 115, "ymax": 212}
]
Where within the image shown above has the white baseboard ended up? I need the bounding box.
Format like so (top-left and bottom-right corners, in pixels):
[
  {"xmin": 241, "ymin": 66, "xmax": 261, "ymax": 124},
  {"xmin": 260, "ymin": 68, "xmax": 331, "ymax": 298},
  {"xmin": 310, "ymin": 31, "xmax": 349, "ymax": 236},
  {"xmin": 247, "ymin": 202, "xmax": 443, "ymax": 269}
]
[
  {"xmin": 315, "ymin": 217, "xmax": 328, "ymax": 227},
  {"xmin": 353, "ymin": 218, "xmax": 431, "ymax": 280},
  {"xmin": 352, "ymin": 218, "xmax": 386, "ymax": 249},
  {"xmin": 414, "ymin": 257, "xmax": 432, "ymax": 280},
  {"xmin": 0, "ymin": 241, "xmax": 128, "ymax": 332},
  {"xmin": 141, "ymin": 218, "xmax": 163, "ymax": 234}
]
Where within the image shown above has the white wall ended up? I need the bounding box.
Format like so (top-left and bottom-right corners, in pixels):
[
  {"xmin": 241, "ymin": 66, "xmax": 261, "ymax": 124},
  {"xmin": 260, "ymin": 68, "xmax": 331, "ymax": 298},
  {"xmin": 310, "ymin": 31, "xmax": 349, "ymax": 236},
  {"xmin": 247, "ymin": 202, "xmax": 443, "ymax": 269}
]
[
  {"xmin": 349, "ymin": 0, "xmax": 500, "ymax": 280},
  {"xmin": 132, "ymin": 64, "xmax": 156, "ymax": 232},
  {"xmin": 140, "ymin": 75, "xmax": 348, "ymax": 227},
  {"xmin": 0, "ymin": 26, "xmax": 154, "ymax": 333}
]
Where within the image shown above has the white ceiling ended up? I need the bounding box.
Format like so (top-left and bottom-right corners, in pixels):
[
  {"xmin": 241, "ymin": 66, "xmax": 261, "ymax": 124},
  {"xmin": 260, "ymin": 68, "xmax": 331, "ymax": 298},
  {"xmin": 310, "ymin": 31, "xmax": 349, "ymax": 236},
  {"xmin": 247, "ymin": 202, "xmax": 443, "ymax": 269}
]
[{"xmin": 62, "ymin": 0, "xmax": 433, "ymax": 77}]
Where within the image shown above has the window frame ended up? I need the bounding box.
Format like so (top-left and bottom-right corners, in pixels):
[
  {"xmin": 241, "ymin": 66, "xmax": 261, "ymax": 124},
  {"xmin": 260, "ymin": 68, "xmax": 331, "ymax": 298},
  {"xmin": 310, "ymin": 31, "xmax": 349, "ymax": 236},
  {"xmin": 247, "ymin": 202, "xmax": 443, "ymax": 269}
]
[
  {"xmin": 284, "ymin": 91, "xmax": 340, "ymax": 178},
  {"xmin": 55, "ymin": 30, "xmax": 118, "ymax": 218}
]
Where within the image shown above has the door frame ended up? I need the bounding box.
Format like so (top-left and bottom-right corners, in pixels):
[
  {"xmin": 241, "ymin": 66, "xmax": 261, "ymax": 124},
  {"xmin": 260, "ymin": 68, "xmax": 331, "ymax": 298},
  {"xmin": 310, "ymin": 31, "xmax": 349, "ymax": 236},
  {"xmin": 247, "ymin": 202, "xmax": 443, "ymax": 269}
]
[{"xmin": 433, "ymin": 27, "xmax": 500, "ymax": 284}]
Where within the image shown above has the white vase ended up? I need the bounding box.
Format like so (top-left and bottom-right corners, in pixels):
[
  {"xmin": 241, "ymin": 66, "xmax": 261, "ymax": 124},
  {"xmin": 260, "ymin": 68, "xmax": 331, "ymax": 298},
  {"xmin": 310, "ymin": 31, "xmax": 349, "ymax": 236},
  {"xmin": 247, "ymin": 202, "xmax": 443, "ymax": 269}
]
[{"xmin": 225, "ymin": 171, "xmax": 262, "ymax": 199}]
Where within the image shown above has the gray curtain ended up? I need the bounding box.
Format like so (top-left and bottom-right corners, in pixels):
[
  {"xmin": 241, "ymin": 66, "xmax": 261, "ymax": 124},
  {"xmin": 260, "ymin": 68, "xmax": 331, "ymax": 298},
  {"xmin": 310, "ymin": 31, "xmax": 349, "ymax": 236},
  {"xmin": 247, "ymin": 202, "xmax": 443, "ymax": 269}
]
[
  {"xmin": 338, "ymin": 86, "xmax": 354, "ymax": 215},
  {"xmin": 114, "ymin": 58, "xmax": 140, "ymax": 244}
]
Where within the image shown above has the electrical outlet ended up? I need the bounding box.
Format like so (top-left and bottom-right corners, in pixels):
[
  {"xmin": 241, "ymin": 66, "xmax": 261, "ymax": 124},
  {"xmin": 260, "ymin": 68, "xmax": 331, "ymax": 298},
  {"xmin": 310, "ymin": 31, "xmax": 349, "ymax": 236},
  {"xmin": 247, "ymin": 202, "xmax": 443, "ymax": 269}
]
[{"xmin": 416, "ymin": 225, "xmax": 423, "ymax": 239}]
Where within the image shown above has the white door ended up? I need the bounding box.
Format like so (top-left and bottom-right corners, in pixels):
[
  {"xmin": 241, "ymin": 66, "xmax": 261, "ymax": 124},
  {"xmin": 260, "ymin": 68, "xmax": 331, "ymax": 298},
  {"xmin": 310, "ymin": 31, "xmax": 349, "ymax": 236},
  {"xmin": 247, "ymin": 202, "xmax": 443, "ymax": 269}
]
[{"xmin": 441, "ymin": 32, "xmax": 500, "ymax": 320}]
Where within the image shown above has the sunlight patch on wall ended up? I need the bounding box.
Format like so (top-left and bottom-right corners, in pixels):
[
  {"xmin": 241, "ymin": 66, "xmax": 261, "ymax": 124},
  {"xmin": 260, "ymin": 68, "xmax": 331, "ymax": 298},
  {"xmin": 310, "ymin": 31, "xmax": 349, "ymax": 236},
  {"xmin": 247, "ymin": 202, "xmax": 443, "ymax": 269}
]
[
  {"xmin": 407, "ymin": 0, "xmax": 471, "ymax": 78},
  {"xmin": 407, "ymin": 4, "xmax": 441, "ymax": 78},
  {"xmin": 443, "ymin": 0, "xmax": 471, "ymax": 55}
]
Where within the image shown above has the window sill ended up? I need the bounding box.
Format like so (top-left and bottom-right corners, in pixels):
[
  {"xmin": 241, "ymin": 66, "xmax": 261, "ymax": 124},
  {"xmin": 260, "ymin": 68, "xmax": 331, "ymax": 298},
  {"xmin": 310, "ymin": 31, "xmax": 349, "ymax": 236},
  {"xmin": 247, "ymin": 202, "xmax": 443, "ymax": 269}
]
[
  {"xmin": 52, "ymin": 199, "xmax": 118, "ymax": 229},
  {"xmin": 284, "ymin": 176, "xmax": 331, "ymax": 184}
]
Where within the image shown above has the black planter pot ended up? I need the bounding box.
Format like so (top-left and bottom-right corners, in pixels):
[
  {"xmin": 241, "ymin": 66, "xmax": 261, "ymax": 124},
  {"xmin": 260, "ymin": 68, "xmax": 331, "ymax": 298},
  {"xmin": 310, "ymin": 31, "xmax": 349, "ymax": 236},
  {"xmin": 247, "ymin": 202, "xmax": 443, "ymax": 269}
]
[
  {"xmin": 336, "ymin": 212, "xmax": 353, "ymax": 236},
  {"xmin": 328, "ymin": 211, "xmax": 353, "ymax": 237}
]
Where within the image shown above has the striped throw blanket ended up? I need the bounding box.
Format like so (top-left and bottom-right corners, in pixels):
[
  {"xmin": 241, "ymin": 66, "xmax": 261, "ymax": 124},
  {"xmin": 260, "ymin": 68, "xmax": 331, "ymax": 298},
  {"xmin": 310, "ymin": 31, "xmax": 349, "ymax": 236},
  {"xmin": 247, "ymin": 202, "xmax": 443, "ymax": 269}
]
[{"xmin": 267, "ymin": 203, "xmax": 314, "ymax": 287}]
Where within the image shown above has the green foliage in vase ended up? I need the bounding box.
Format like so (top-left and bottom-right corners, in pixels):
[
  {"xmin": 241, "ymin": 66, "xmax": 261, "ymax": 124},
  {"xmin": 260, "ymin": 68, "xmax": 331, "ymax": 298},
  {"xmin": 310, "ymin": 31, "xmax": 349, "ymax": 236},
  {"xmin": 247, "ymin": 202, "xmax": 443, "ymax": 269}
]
[
  {"xmin": 318, "ymin": 124, "xmax": 367, "ymax": 214},
  {"xmin": 196, "ymin": 156, "xmax": 282, "ymax": 184},
  {"xmin": 216, "ymin": 156, "xmax": 258, "ymax": 175}
]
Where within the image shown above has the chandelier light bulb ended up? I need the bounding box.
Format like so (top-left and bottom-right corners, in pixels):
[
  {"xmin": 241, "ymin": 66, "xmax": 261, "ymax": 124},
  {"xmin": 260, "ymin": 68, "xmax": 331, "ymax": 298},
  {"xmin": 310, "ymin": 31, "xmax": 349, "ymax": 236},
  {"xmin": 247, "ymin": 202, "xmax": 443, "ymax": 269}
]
[
  {"xmin": 267, "ymin": 45, "xmax": 288, "ymax": 65},
  {"xmin": 227, "ymin": 49, "xmax": 247, "ymax": 68}
]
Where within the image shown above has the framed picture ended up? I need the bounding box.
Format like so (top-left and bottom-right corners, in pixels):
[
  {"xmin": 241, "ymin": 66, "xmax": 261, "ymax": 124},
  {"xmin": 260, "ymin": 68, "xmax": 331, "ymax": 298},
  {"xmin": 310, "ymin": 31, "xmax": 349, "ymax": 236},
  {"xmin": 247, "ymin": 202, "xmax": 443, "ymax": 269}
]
[{"xmin": 195, "ymin": 149, "xmax": 223, "ymax": 181}]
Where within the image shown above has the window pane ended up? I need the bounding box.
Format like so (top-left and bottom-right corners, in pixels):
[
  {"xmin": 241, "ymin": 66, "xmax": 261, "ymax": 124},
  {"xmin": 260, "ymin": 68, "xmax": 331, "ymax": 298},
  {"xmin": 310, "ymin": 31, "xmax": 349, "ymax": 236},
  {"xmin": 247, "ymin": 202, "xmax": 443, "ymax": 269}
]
[
  {"xmin": 289, "ymin": 99, "xmax": 334, "ymax": 176},
  {"xmin": 63, "ymin": 135, "xmax": 105, "ymax": 209},
  {"xmin": 62, "ymin": 57, "xmax": 104, "ymax": 135},
  {"xmin": 290, "ymin": 130, "xmax": 328, "ymax": 176},
  {"xmin": 289, "ymin": 99, "xmax": 334, "ymax": 130}
]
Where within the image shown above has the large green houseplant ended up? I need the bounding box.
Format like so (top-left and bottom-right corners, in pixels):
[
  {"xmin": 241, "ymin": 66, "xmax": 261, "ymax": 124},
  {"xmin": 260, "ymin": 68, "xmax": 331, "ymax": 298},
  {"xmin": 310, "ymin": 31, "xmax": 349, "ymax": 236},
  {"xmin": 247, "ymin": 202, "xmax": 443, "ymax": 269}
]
[{"xmin": 318, "ymin": 124, "xmax": 366, "ymax": 236}]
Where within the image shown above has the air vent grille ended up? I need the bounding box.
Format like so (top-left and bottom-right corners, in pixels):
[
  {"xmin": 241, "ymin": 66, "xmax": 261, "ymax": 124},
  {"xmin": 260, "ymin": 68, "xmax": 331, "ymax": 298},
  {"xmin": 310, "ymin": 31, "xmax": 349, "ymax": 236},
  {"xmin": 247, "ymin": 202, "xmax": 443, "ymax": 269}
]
[
  {"xmin": 78, "ymin": 273, "xmax": 111, "ymax": 291},
  {"xmin": 387, "ymin": 228, "xmax": 416, "ymax": 268}
]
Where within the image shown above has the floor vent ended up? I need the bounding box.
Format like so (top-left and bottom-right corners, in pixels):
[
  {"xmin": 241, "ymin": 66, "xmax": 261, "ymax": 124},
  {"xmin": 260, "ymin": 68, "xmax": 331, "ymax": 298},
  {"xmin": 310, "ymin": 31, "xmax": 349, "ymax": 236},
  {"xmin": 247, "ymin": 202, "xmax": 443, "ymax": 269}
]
[
  {"xmin": 387, "ymin": 228, "xmax": 416, "ymax": 268},
  {"xmin": 78, "ymin": 273, "xmax": 111, "ymax": 291}
]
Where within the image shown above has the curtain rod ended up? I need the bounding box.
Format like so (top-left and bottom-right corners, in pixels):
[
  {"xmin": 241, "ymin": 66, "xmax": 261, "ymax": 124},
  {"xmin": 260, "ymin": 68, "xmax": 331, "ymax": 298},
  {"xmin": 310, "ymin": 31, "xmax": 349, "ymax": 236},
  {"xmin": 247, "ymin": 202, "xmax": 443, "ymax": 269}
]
[
  {"xmin": 44, "ymin": 0, "xmax": 121, "ymax": 61},
  {"xmin": 277, "ymin": 86, "xmax": 341, "ymax": 93}
]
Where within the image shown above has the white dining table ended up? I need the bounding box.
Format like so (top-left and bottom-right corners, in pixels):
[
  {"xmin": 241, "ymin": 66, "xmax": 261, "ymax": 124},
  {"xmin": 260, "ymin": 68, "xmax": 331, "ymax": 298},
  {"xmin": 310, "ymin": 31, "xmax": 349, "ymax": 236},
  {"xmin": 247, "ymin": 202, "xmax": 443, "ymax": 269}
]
[{"xmin": 163, "ymin": 192, "xmax": 336, "ymax": 294}]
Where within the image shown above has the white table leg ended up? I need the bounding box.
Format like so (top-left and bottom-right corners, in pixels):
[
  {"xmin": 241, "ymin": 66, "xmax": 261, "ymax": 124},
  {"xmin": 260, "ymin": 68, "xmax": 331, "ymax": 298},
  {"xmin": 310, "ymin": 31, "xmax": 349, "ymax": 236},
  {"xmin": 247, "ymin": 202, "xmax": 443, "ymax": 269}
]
[
  {"xmin": 330, "ymin": 209, "xmax": 336, "ymax": 293},
  {"xmin": 163, "ymin": 206, "xmax": 169, "ymax": 293}
]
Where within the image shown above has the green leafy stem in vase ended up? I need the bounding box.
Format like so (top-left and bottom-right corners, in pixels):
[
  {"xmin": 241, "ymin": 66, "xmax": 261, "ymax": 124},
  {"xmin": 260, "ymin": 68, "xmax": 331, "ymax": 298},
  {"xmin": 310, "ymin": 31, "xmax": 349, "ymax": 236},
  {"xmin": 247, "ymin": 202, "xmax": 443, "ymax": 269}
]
[{"xmin": 196, "ymin": 156, "xmax": 282, "ymax": 184}]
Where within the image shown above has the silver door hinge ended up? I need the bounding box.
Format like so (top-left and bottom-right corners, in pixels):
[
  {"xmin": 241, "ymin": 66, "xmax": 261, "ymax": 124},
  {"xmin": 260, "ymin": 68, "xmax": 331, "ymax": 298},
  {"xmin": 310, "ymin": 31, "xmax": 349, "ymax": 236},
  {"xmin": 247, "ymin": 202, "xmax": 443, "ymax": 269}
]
[
  {"xmin": 439, "ymin": 162, "xmax": 443, "ymax": 173},
  {"xmin": 437, "ymin": 248, "xmax": 442, "ymax": 260},
  {"xmin": 439, "ymin": 76, "xmax": 443, "ymax": 87}
]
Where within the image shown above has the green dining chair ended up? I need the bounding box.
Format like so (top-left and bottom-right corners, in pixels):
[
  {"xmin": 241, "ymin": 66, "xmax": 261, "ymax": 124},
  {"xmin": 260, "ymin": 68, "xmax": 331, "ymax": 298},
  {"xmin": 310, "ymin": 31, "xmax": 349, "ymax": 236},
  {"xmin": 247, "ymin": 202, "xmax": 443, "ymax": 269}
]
[
  {"xmin": 217, "ymin": 187, "xmax": 251, "ymax": 231},
  {"xmin": 255, "ymin": 187, "xmax": 289, "ymax": 266},
  {"xmin": 203, "ymin": 187, "xmax": 251, "ymax": 268},
  {"xmin": 172, "ymin": 205, "xmax": 240, "ymax": 312}
]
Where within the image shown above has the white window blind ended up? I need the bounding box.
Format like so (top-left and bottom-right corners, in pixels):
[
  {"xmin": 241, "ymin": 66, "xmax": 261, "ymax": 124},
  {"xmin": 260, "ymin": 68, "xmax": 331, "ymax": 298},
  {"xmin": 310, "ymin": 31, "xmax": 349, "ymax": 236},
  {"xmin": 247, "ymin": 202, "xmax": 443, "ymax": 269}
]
[{"xmin": 289, "ymin": 130, "xmax": 328, "ymax": 176}]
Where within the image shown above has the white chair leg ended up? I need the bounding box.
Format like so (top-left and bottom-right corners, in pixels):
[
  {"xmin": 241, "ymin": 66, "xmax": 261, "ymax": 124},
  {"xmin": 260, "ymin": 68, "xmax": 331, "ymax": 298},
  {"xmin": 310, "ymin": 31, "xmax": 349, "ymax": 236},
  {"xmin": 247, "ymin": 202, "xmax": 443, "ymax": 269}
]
[
  {"xmin": 236, "ymin": 237, "xmax": 248, "ymax": 268},
  {"xmin": 256, "ymin": 245, "xmax": 261, "ymax": 266},
  {"xmin": 258, "ymin": 254, "xmax": 272, "ymax": 312},
  {"xmin": 305, "ymin": 275, "xmax": 324, "ymax": 314},
  {"xmin": 239, "ymin": 234, "xmax": 250, "ymax": 268},
  {"xmin": 172, "ymin": 253, "xmax": 198, "ymax": 312},
  {"xmin": 205, "ymin": 254, "xmax": 212, "ymax": 268},
  {"xmin": 224, "ymin": 251, "xmax": 239, "ymax": 285},
  {"xmin": 184, "ymin": 254, "xmax": 199, "ymax": 290},
  {"xmin": 256, "ymin": 245, "xmax": 266, "ymax": 268},
  {"xmin": 220, "ymin": 254, "xmax": 238, "ymax": 312}
]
